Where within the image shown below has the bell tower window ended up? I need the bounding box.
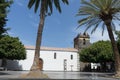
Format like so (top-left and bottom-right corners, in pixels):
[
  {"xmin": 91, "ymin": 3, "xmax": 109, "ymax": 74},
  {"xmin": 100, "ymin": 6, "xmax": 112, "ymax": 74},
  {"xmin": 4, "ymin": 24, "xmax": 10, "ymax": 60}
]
[{"xmin": 83, "ymin": 38, "xmax": 86, "ymax": 45}]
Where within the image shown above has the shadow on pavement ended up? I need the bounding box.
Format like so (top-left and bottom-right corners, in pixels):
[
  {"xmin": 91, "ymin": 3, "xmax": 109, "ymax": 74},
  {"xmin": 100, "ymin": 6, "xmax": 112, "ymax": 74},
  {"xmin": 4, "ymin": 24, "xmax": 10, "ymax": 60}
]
[{"xmin": 0, "ymin": 72, "xmax": 10, "ymax": 75}]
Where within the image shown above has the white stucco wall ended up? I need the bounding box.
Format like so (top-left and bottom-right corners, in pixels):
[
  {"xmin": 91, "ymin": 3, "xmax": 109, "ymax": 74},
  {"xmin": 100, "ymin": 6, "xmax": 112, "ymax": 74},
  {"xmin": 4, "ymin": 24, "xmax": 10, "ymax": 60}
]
[
  {"xmin": 18, "ymin": 50, "xmax": 34, "ymax": 70},
  {"xmin": 4, "ymin": 50, "xmax": 34, "ymax": 70},
  {"xmin": 40, "ymin": 50, "xmax": 78, "ymax": 71},
  {"xmin": 5, "ymin": 48, "xmax": 78, "ymax": 71}
]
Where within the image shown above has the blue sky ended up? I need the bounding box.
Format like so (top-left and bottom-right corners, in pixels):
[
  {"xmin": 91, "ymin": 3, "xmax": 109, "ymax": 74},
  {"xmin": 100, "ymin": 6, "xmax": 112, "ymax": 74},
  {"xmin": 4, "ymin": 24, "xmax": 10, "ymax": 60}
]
[{"xmin": 6, "ymin": 0, "xmax": 120, "ymax": 48}]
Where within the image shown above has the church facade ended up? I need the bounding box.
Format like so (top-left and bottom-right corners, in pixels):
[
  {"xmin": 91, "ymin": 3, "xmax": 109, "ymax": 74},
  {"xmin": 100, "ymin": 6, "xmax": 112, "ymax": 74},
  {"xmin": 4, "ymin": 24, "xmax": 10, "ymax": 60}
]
[
  {"xmin": 0, "ymin": 33, "xmax": 90, "ymax": 71},
  {"xmin": 17, "ymin": 46, "xmax": 78, "ymax": 71}
]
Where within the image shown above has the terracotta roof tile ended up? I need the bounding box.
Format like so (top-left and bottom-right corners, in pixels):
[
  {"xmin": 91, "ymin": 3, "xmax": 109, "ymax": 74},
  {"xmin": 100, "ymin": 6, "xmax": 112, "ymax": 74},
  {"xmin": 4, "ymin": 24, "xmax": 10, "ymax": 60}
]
[{"xmin": 25, "ymin": 45, "xmax": 78, "ymax": 52}]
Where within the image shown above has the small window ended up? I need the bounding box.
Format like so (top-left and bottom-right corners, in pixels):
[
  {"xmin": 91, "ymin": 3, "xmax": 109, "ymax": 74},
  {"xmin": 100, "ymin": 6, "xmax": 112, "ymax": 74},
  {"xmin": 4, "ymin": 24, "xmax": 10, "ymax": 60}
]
[
  {"xmin": 54, "ymin": 53, "xmax": 56, "ymax": 59},
  {"xmin": 71, "ymin": 55, "xmax": 73, "ymax": 60},
  {"xmin": 83, "ymin": 38, "xmax": 86, "ymax": 45}
]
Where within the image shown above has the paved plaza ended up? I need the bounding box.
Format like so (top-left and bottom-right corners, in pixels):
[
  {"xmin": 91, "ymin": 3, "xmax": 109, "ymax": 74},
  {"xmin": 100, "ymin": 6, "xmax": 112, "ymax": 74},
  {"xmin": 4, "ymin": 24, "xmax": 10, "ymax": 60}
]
[
  {"xmin": 43, "ymin": 72, "xmax": 119, "ymax": 80},
  {"xmin": 0, "ymin": 71, "xmax": 119, "ymax": 80}
]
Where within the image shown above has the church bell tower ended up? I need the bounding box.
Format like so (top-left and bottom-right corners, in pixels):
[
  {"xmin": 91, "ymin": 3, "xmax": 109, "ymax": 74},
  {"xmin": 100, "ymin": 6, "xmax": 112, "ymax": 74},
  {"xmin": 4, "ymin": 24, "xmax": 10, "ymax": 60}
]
[
  {"xmin": 74, "ymin": 33, "xmax": 91, "ymax": 71},
  {"xmin": 74, "ymin": 33, "xmax": 91, "ymax": 50}
]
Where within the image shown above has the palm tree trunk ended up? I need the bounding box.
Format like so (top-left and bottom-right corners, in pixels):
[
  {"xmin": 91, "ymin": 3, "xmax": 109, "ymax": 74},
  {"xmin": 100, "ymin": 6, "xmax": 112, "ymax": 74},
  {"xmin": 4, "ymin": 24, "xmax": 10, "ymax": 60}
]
[
  {"xmin": 30, "ymin": 1, "xmax": 46, "ymax": 71},
  {"xmin": 105, "ymin": 20, "xmax": 120, "ymax": 75}
]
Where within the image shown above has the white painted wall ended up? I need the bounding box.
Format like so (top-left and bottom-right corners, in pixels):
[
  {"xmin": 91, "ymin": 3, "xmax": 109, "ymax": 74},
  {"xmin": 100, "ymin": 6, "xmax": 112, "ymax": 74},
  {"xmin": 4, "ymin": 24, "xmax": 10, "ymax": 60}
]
[
  {"xmin": 5, "ymin": 49, "xmax": 78, "ymax": 71},
  {"xmin": 40, "ymin": 50, "xmax": 78, "ymax": 71},
  {"xmin": 19, "ymin": 50, "xmax": 34, "ymax": 70},
  {"xmin": 6, "ymin": 50, "xmax": 34, "ymax": 70}
]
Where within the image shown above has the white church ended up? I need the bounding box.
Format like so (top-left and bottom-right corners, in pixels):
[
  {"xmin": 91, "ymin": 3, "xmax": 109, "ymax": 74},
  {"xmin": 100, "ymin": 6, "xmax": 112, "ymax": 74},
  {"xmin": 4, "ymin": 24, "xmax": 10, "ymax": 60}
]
[{"xmin": 1, "ymin": 33, "xmax": 90, "ymax": 71}]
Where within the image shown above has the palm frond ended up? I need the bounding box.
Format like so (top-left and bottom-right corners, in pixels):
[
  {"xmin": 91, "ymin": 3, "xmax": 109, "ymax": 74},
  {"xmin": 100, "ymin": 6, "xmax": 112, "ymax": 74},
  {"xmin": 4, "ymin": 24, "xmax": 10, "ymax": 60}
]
[
  {"xmin": 101, "ymin": 23, "xmax": 105, "ymax": 36},
  {"xmin": 28, "ymin": 0, "xmax": 36, "ymax": 9},
  {"xmin": 77, "ymin": 16, "xmax": 95, "ymax": 29},
  {"xmin": 81, "ymin": 17, "xmax": 102, "ymax": 33},
  {"xmin": 62, "ymin": 0, "xmax": 69, "ymax": 4},
  {"xmin": 34, "ymin": 0, "xmax": 40, "ymax": 13},
  {"xmin": 28, "ymin": 0, "xmax": 69, "ymax": 14},
  {"xmin": 77, "ymin": 0, "xmax": 120, "ymax": 36},
  {"xmin": 111, "ymin": 22, "xmax": 116, "ymax": 31},
  {"xmin": 47, "ymin": 0, "xmax": 53, "ymax": 14},
  {"xmin": 78, "ymin": 6, "xmax": 99, "ymax": 15},
  {"xmin": 112, "ymin": 0, "xmax": 120, "ymax": 8},
  {"xmin": 81, "ymin": 0, "xmax": 98, "ymax": 10},
  {"xmin": 91, "ymin": 0, "xmax": 103, "ymax": 10},
  {"xmin": 53, "ymin": 0, "xmax": 61, "ymax": 13},
  {"xmin": 91, "ymin": 23, "xmax": 99, "ymax": 34},
  {"xmin": 86, "ymin": 18, "xmax": 102, "ymax": 33},
  {"xmin": 104, "ymin": 0, "xmax": 113, "ymax": 9},
  {"xmin": 91, "ymin": 0, "xmax": 112, "ymax": 11},
  {"xmin": 114, "ymin": 14, "xmax": 120, "ymax": 21}
]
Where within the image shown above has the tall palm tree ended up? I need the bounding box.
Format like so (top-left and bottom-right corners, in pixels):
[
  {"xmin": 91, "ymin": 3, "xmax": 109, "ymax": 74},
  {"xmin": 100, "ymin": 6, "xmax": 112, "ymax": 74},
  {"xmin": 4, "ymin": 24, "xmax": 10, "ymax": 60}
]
[
  {"xmin": 77, "ymin": 0, "xmax": 120, "ymax": 75},
  {"xmin": 28, "ymin": 0, "xmax": 69, "ymax": 71}
]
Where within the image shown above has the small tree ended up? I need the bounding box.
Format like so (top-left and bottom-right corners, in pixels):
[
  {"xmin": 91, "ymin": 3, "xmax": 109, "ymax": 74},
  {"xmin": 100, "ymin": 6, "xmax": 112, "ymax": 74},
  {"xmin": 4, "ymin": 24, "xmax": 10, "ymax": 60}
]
[
  {"xmin": 79, "ymin": 41, "xmax": 114, "ymax": 71},
  {"xmin": 0, "ymin": 35, "xmax": 26, "ymax": 69}
]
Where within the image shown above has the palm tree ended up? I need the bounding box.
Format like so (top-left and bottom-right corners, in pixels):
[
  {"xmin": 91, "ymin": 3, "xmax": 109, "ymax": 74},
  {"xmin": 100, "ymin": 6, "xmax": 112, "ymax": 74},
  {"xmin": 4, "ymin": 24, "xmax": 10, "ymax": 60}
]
[
  {"xmin": 28, "ymin": 0, "xmax": 69, "ymax": 71},
  {"xmin": 77, "ymin": 0, "xmax": 120, "ymax": 75}
]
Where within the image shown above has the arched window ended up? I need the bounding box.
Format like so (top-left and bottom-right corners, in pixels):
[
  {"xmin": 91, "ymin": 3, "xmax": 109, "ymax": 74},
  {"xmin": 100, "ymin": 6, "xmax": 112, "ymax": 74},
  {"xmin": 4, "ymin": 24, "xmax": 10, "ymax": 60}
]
[
  {"xmin": 71, "ymin": 55, "xmax": 73, "ymax": 60},
  {"xmin": 54, "ymin": 53, "xmax": 57, "ymax": 59}
]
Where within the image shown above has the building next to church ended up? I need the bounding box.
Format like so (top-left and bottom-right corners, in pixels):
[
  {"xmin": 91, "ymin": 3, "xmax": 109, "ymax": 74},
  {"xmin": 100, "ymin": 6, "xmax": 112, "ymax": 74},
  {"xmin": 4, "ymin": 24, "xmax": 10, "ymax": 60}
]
[{"xmin": 0, "ymin": 33, "xmax": 91, "ymax": 71}]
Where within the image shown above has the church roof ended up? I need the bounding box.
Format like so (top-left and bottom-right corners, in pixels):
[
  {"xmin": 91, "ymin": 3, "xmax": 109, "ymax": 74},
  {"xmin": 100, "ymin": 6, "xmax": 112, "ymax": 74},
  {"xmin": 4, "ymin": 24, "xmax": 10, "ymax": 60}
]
[
  {"xmin": 74, "ymin": 33, "xmax": 90, "ymax": 39},
  {"xmin": 25, "ymin": 46, "xmax": 78, "ymax": 52}
]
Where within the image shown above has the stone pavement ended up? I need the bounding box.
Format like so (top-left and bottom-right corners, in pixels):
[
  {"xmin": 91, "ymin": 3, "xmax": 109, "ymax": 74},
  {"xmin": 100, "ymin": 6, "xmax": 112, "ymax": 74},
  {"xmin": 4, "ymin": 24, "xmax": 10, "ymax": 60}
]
[{"xmin": 0, "ymin": 71, "xmax": 119, "ymax": 80}]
